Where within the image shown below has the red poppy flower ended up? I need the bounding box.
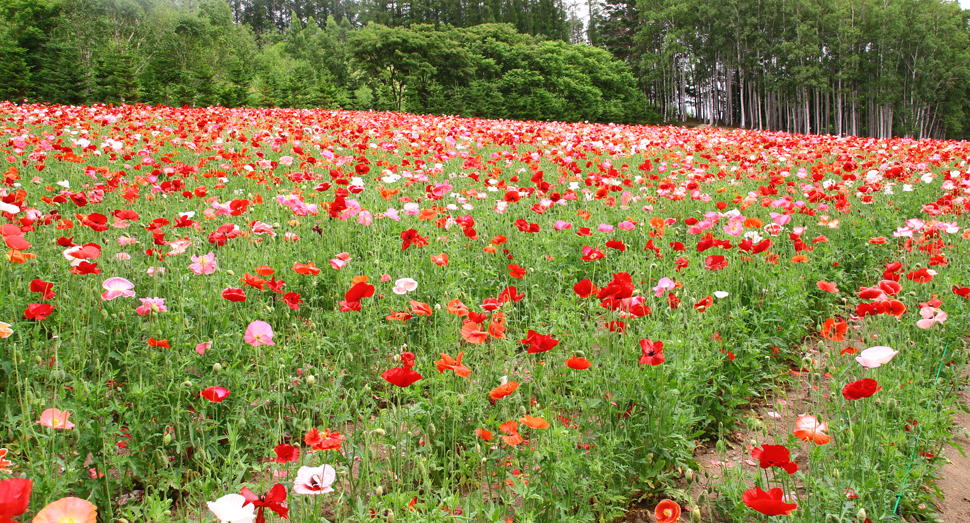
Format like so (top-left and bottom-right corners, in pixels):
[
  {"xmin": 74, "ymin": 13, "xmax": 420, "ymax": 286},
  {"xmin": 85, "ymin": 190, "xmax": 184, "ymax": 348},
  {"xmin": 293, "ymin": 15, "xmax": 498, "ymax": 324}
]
[
  {"xmin": 576, "ymin": 227, "xmax": 592, "ymax": 236},
  {"xmin": 667, "ymin": 292, "xmax": 681, "ymax": 309},
  {"xmin": 704, "ymin": 255, "xmax": 729, "ymax": 270},
  {"xmin": 304, "ymin": 428, "xmax": 345, "ymax": 451},
  {"xmin": 878, "ymin": 299, "xmax": 906, "ymax": 317},
  {"xmin": 856, "ymin": 286, "xmax": 884, "ymax": 299},
  {"xmin": 638, "ymin": 338, "xmax": 665, "ymax": 365},
  {"xmin": 24, "ymin": 303, "xmax": 54, "ymax": 321},
  {"xmin": 241, "ymin": 483, "xmax": 288, "ymax": 523},
  {"xmin": 606, "ymin": 320, "xmax": 626, "ymax": 332},
  {"xmin": 201, "ymin": 386, "xmax": 230, "ymax": 402},
  {"xmin": 821, "ymin": 318, "xmax": 847, "ymax": 341},
  {"xmin": 382, "ymin": 352, "xmax": 422, "ymax": 387},
  {"xmin": 573, "ymin": 279, "xmax": 599, "ymax": 298},
  {"xmin": 481, "ymin": 298, "xmax": 500, "ymax": 311},
  {"xmin": 292, "ymin": 262, "xmax": 321, "ymax": 275},
  {"xmin": 520, "ymin": 330, "xmax": 559, "ymax": 354},
  {"xmin": 953, "ymin": 285, "xmax": 970, "ymax": 300},
  {"xmin": 491, "ymin": 235, "xmax": 507, "ymax": 245},
  {"xmin": 674, "ymin": 257, "xmax": 689, "ymax": 271},
  {"xmin": 222, "ymin": 287, "xmax": 246, "ymax": 302},
  {"xmin": 605, "ymin": 239, "xmax": 626, "ymax": 251},
  {"xmin": 282, "ymin": 292, "xmax": 302, "ymax": 310},
  {"xmin": 742, "ymin": 487, "xmax": 797, "ymax": 516},
  {"xmin": 694, "ymin": 296, "xmax": 713, "ymax": 312},
  {"xmin": 271, "ymin": 444, "xmax": 299, "ymax": 463},
  {"xmin": 580, "ymin": 245, "xmax": 605, "ymax": 261},
  {"xmin": 0, "ymin": 477, "xmax": 32, "ymax": 522},
  {"xmin": 669, "ymin": 241, "xmax": 686, "ymax": 251},
  {"xmin": 565, "ymin": 356, "xmax": 592, "ymax": 370},
  {"xmin": 842, "ymin": 379, "xmax": 881, "ymax": 400},
  {"xmin": 597, "ymin": 272, "xmax": 634, "ymax": 300},
  {"xmin": 70, "ymin": 260, "xmax": 101, "ymax": 275},
  {"xmin": 29, "ymin": 279, "xmax": 55, "ymax": 300},
  {"xmin": 147, "ymin": 338, "xmax": 170, "ymax": 348},
  {"xmin": 401, "ymin": 228, "xmax": 428, "ymax": 250},
  {"xmin": 498, "ymin": 285, "xmax": 524, "ymax": 303},
  {"xmin": 508, "ymin": 264, "xmax": 526, "ymax": 279},
  {"xmin": 751, "ymin": 445, "xmax": 798, "ymax": 474},
  {"xmin": 906, "ymin": 268, "xmax": 936, "ymax": 283}
]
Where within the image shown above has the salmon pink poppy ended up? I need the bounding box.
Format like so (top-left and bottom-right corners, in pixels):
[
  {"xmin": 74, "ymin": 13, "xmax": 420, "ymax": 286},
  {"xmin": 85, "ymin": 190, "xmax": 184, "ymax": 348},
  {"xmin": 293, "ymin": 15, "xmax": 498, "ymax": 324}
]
[
  {"xmin": 654, "ymin": 500, "xmax": 681, "ymax": 523},
  {"xmin": 742, "ymin": 487, "xmax": 797, "ymax": 516},
  {"xmin": 794, "ymin": 415, "xmax": 830, "ymax": 445},
  {"xmin": 751, "ymin": 445, "xmax": 798, "ymax": 474},
  {"xmin": 0, "ymin": 477, "xmax": 31, "ymax": 522},
  {"xmin": 32, "ymin": 497, "xmax": 97, "ymax": 523},
  {"xmin": 0, "ymin": 447, "xmax": 12, "ymax": 473},
  {"xmin": 842, "ymin": 379, "xmax": 881, "ymax": 400},
  {"xmin": 916, "ymin": 306, "xmax": 946, "ymax": 329},
  {"xmin": 37, "ymin": 408, "xmax": 75, "ymax": 430},
  {"xmin": 202, "ymin": 386, "xmax": 231, "ymax": 403}
]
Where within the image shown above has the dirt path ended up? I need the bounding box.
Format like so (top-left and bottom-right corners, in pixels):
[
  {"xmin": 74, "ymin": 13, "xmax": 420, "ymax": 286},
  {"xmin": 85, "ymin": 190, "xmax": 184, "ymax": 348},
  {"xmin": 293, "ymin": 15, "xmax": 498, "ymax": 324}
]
[{"xmin": 936, "ymin": 386, "xmax": 970, "ymax": 522}]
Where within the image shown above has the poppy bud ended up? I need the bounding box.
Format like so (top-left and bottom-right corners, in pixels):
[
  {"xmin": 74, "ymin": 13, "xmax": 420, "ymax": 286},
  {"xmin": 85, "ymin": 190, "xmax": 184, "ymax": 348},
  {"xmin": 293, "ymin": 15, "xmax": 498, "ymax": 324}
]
[
  {"xmin": 238, "ymin": 417, "xmax": 246, "ymax": 427},
  {"xmin": 118, "ymin": 312, "xmax": 125, "ymax": 320},
  {"xmin": 691, "ymin": 508, "xmax": 701, "ymax": 523},
  {"xmin": 857, "ymin": 509, "xmax": 867, "ymax": 521},
  {"xmin": 517, "ymin": 406, "xmax": 527, "ymax": 416},
  {"xmin": 428, "ymin": 423, "xmax": 436, "ymax": 436},
  {"xmin": 101, "ymin": 309, "xmax": 109, "ymax": 319},
  {"xmin": 34, "ymin": 355, "xmax": 43, "ymax": 365},
  {"xmin": 118, "ymin": 519, "xmax": 130, "ymax": 523},
  {"xmin": 576, "ymin": 350, "xmax": 586, "ymax": 358},
  {"xmin": 110, "ymin": 313, "xmax": 117, "ymax": 319},
  {"xmin": 226, "ymin": 270, "xmax": 234, "ymax": 276},
  {"xmin": 163, "ymin": 433, "xmax": 172, "ymax": 445},
  {"xmin": 374, "ymin": 486, "xmax": 384, "ymax": 496},
  {"xmin": 182, "ymin": 380, "xmax": 192, "ymax": 387},
  {"xmin": 372, "ymin": 428, "xmax": 385, "ymax": 436},
  {"xmin": 684, "ymin": 469, "xmax": 694, "ymax": 481},
  {"xmin": 386, "ymin": 509, "xmax": 395, "ymax": 522},
  {"xmin": 212, "ymin": 363, "xmax": 222, "ymax": 372},
  {"xmin": 305, "ymin": 375, "xmax": 316, "ymax": 385}
]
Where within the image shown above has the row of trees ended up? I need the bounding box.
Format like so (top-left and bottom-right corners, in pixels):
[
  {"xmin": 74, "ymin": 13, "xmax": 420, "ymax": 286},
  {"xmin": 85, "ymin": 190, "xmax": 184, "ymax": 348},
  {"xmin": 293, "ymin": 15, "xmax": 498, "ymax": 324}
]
[
  {"xmin": 590, "ymin": 0, "xmax": 970, "ymax": 139},
  {"xmin": 0, "ymin": 0, "xmax": 648, "ymax": 123}
]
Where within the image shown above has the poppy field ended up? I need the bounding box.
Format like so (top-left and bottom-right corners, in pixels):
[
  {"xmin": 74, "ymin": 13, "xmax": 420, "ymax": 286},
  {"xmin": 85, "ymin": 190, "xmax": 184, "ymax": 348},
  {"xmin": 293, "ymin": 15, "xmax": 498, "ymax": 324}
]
[{"xmin": 0, "ymin": 102, "xmax": 968, "ymax": 522}]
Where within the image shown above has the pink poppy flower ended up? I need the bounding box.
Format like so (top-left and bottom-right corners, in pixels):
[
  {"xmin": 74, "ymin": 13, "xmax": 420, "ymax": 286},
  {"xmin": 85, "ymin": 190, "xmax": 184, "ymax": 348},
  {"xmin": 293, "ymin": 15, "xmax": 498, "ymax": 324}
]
[
  {"xmin": 189, "ymin": 252, "xmax": 217, "ymax": 275},
  {"xmin": 196, "ymin": 341, "xmax": 212, "ymax": 356},
  {"xmin": 855, "ymin": 346, "xmax": 898, "ymax": 368},
  {"xmin": 293, "ymin": 465, "xmax": 336, "ymax": 495},
  {"xmin": 553, "ymin": 220, "xmax": 572, "ymax": 231},
  {"xmin": 101, "ymin": 277, "xmax": 135, "ymax": 301},
  {"xmin": 37, "ymin": 408, "xmax": 75, "ymax": 430},
  {"xmin": 244, "ymin": 321, "xmax": 275, "ymax": 347},
  {"xmin": 135, "ymin": 297, "xmax": 167, "ymax": 315}
]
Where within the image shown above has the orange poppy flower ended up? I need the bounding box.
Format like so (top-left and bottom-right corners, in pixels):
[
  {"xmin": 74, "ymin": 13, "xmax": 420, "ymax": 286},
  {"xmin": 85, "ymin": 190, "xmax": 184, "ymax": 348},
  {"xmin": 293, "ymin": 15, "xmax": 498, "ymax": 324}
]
[
  {"xmin": 6, "ymin": 249, "xmax": 36, "ymax": 263},
  {"xmin": 447, "ymin": 299, "xmax": 469, "ymax": 316},
  {"xmin": 255, "ymin": 265, "xmax": 275, "ymax": 276},
  {"xmin": 474, "ymin": 428, "xmax": 493, "ymax": 441},
  {"xmin": 430, "ymin": 253, "xmax": 449, "ymax": 266},
  {"xmin": 491, "ymin": 235, "xmax": 507, "ymax": 245},
  {"xmin": 821, "ymin": 318, "xmax": 847, "ymax": 341},
  {"xmin": 489, "ymin": 381, "xmax": 519, "ymax": 400},
  {"xmin": 655, "ymin": 500, "xmax": 681, "ymax": 523},
  {"xmin": 435, "ymin": 352, "xmax": 471, "ymax": 377},
  {"xmin": 32, "ymin": 497, "xmax": 97, "ymax": 523},
  {"xmin": 816, "ymin": 280, "xmax": 839, "ymax": 293},
  {"xmin": 488, "ymin": 320, "xmax": 507, "ymax": 340},
  {"xmin": 409, "ymin": 300, "xmax": 432, "ymax": 316},
  {"xmin": 791, "ymin": 254, "xmax": 808, "ymax": 263},
  {"xmin": 483, "ymin": 245, "xmax": 497, "ymax": 253},
  {"xmin": 499, "ymin": 421, "xmax": 523, "ymax": 446},
  {"xmin": 576, "ymin": 210, "xmax": 591, "ymax": 220},
  {"xmin": 351, "ymin": 274, "xmax": 369, "ymax": 285},
  {"xmin": 292, "ymin": 262, "xmax": 321, "ymax": 275},
  {"xmin": 518, "ymin": 416, "xmax": 549, "ymax": 429},
  {"xmin": 461, "ymin": 321, "xmax": 488, "ymax": 345}
]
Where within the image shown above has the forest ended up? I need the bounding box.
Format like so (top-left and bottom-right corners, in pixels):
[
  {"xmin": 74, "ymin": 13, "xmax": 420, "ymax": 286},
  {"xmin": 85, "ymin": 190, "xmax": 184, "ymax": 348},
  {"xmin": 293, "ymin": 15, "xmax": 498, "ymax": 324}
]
[{"xmin": 0, "ymin": 0, "xmax": 969, "ymax": 138}]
